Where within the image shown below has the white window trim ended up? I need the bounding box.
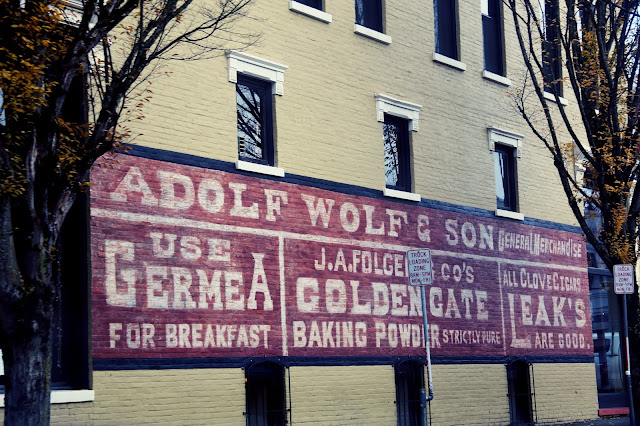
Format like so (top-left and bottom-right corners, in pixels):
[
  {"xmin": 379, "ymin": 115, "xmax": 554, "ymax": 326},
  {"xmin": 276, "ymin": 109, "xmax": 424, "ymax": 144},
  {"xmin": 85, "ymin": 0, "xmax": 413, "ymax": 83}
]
[
  {"xmin": 488, "ymin": 126, "xmax": 524, "ymax": 158},
  {"xmin": 495, "ymin": 209, "xmax": 524, "ymax": 221},
  {"xmin": 383, "ymin": 188, "xmax": 421, "ymax": 202},
  {"xmin": 0, "ymin": 390, "xmax": 95, "ymax": 407},
  {"xmin": 432, "ymin": 52, "xmax": 466, "ymax": 71},
  {"xmin": 543, "ymin": 91, "xmax": 569, "ymax": 106},
  {"xmin": 375, "ymin": 94, "xmax": 422, "ymax": 131},
  {"xmin": 226, "ymin": 50, "xmax": 288, "ymax": 96},
  {"xmin": 289, "ymin": 1, "xmax": 332, "ymax": 23},
  {"xmin": 354, "ymin": 24, "xmax": 392, "ymax": 45},
  {"xmin": 482, "ymin": 70, "xmax": 512, "ymax": 87},
  {"xmin": 236, "ymin": 160, "xmax": 285, "ymax": 177}
]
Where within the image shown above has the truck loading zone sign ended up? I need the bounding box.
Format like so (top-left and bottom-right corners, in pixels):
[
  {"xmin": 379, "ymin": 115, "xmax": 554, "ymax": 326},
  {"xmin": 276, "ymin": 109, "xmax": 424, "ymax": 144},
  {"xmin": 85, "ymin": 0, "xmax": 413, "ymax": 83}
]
[
  {"xmin": 614, "ymin": 264, "xmax": 634, "ymax": 294},
  {"xmin": 407, "ymin": 249, "xmax": 433, "ymax": 286}
]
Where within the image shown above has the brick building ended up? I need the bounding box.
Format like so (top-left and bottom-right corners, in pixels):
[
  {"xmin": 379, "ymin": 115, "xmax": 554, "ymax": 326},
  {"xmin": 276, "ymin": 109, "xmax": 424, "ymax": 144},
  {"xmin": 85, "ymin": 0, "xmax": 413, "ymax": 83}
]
[{"xmin": 1, "ymin": 0, "xmax": 604, "ymax": 424}]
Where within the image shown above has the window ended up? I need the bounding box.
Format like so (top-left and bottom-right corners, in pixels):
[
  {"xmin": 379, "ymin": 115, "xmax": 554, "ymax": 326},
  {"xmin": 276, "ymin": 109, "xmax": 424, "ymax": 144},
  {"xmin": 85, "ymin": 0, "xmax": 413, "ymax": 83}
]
[
  {"xmin": 227, "ymin": 51, "xmax": 287, "ymax": 176},
  {"xmin": 245, "ymin": 362, "xmax": 288, "ymax": 425},
  {"xmin": 384, "ymin": 114, "xmax": 411, "ymax": 192},
  {"xmin": 236, "ymin": 75, "xmax": 274, "ymax": 166},
  {"xmin": 355, "ymin": 0, "xmax": 383, "ymax": 33},
  {"xmin": 506, "ymin": 360, "xmax": 536, "ymax": 424},
  {"xmin": 542, "ymin": 0, "xmax": 562, "ymax": 96},
  {"xmin": 295, "ymin": 0, "xmax": 321, "ymax": 9},
  {"xmin": 395, "ymin": 360, "xmax": 425, "ymax": 426},
  {"xmin": 375, "ymin": 94, "xmax": 422, "ymax": 201},
  {"xmin": 482, "ymin": 0, "xmax": 504, "ymax": 76},
  {"xmin": 434, "ymin": 0, "xmax": 458, "ymax": 60},
  {"xmin": 494, "ymin": 144, "xmax": 517, "ymax": 212},
  {"xmin": 488, "ymin": 127, "xmax": 523, "ymax": 219}
]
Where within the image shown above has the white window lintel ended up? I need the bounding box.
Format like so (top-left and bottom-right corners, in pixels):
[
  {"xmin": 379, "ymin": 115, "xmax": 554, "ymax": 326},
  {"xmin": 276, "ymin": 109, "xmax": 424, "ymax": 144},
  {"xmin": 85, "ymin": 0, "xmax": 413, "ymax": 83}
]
[
  {"xmin": 375, "ymin": 94, "xmax": 422, "ymax": 131},
  {"xmin": 488, "ymin": 126, "xmax": 524, "ymax": 158},
  {"xmin": 226, "ymin": 50, "xmax": 288, "ymax": 96},
  {"xmin": 495, "ymin": 209, "xmax": 525, "ymax": 221},
  {"xmin": 432, "ymin": 52, "xmax": 467, "ymax": 71},
  {"xmin": 289, "ymin": 1, "xmax": 332, "ymax": 23},
  {"xmin": 0, "ymin": 389, "xmax": 95, "ymax": 407},
  {"xmin": 543, "ymin": 91, "xmax": 569, "ymax": 106},
  {"xmin": 482, "ymin": 70, "xmax": 512, "ymax": 87}
]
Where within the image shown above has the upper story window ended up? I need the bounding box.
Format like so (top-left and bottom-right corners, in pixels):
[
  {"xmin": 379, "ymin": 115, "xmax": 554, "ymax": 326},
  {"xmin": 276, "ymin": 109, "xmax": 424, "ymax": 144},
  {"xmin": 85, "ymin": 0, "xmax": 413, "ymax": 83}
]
[
  {"xmin": 494, "ymin": 144, "xmax": 517, "ymax": 212},
  {"xmin": 541, "ymin": 0, "xmax": 562, "ymax": 96},
  {"xmin": 488, "ymin": 127, "xmax": 524, "ymax": 219},
  {"xmin": 482, "ymin": 0, "xmax": 505, "ymax": 76},
  {"xmin": 295, "ymin": 0, "xmax": 321, "ymax": 9},
  {"xmin": 434, "ymin": 0, "xmax": 458, "ymax": 60},
  {"xmin": 376, "ymin": 94, "xmax": 422, "ymax": 201},
  {"xmin": 289, "ymin": 0, "xmax": 332, "ymax": 23},
  {"xmin": 236, "ymin": 75, "xmax": 274, "ymax": 166},
  {"xmin": 227, "ymin": 51, "xmax": 287, "ymax": 177},
  {"xmin": 383, "ymin": 114, "xmax": 411, "ymax": 192},
  {"xmin": 355, "ymin": 0, "xmax": 383, "ymax": 33}
]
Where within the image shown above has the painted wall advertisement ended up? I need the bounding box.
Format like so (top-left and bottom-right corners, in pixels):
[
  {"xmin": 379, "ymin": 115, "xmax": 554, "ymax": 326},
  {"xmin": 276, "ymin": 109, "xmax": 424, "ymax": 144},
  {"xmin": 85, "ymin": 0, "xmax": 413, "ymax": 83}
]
[{"xmin": 91, "ymin": 155, "xmax": 592, "ymax": 359}]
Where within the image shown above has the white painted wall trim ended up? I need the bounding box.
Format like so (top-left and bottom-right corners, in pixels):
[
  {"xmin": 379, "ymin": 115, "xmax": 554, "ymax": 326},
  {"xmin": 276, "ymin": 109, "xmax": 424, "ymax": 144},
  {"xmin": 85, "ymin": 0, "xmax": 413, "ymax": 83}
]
[
  {"xmin": 432, "ymin": 52, "xmax": 466, "ymax": 71},
  {"xmin": 543, "ymin": 91, "xmax": 569, "ymax": 106},
  {"xmin": 495, "ymin": 209, "xmax": 525, "ymax": 221},
  {"xmin": 383, "ymin": 188, "xmax": 421, "ymax": 202},
  {"xmin": 289, "ymin": 1, "xmax": 332, "ymax": 23},
  {"xmin": 487, "ymin": 126, "xmax": 524, "ymax": 157},
  {"xmin": 374, "ymin": 94, "xmax": 422, "ymax": 131},
  {"xmin": 0, "ymin": 390, "xmax": 95, "ymax": 407},
  {"xmin": 354, "ymin": 24, "xmax": 392, "ymax": 45},
  {"xmin": 236, "ymin": 160, "xmax": 285, "ymax": 177},
  {"xmin": 226, "ymin": 50, "xmax": 288, "ymax": 95},
  {"xmin": 482, "ymin": 70, "xmax": 512, "ymax": 87}
]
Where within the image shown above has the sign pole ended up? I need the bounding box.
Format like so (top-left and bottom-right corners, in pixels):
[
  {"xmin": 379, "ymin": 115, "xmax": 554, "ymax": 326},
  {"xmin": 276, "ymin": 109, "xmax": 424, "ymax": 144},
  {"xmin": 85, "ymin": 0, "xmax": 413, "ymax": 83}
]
[
  {"xmin": 407, "ymin": 249, "xmax": 434, "ymax": 426},
  {"xmin": 622, "ymin": 294, "xmax": 636, "ymax": 426},
  {"xmin": 613, "ymin": 264, "xmax": 636, "ymax": 425}
]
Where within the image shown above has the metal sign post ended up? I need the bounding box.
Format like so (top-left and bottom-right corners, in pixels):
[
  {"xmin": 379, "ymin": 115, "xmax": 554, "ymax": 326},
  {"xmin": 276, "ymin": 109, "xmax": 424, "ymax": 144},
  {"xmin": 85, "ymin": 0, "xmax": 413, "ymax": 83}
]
[
  {"xmin": 407, "ymin": 249, "xmax": 434, "ymax": 426},
  {"xmin": 613, "ymin": 264, "xmax": 636, "ymax": 426}
]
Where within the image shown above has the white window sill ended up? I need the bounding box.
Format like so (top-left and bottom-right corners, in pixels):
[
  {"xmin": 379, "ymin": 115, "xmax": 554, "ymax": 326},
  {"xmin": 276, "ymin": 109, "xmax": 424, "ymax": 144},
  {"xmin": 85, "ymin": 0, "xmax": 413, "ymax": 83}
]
[
  {"xmin": 383, "ymin": 188, "xmax": 421, "ymax": 202},
  {"xmin": 0, "ymin": 389, "xmax": 95, "ymax": 407},
  {"xmin": 236, "ymin": 160, "xmax": 285, "ymax": 177},
  {"xmin": 543, "ymin": 91, "xmax": 568, "ymax": 106},
  {"xmin": 289, "ymin": 1, "xmax": 332, "ymax": 23},
  {"xmin": 354, "ymin": 24, "xmax": 392, "ymax": 45},
  {"xmin": 495, "ymin": 209, "xmax": 524, "ymax": 221},
  {"xmin": 432, "ymin": 52, "xmax": 466, "ymax": 71},
  {"xmin": 482, "ymin": 70, "xmax": 512, "ymax": 86}
]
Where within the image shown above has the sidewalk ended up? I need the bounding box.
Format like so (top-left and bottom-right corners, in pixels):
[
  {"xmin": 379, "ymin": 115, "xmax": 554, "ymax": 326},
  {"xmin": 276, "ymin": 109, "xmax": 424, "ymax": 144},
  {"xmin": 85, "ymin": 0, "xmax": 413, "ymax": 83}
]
[{"xmin": 563, "ymin": 416, "xmax": 631, "ymax": 425}]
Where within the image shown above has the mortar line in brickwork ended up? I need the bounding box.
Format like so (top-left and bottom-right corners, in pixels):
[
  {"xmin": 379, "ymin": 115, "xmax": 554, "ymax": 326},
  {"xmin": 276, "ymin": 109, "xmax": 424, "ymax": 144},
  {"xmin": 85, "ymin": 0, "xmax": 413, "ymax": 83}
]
[
  {"xmin": 279, "ymin": 236, "xmax": 288, "ymax": 356},
  {"xmin": 91, "ymin": 208, "xmax": 585, "ymax": 272}
]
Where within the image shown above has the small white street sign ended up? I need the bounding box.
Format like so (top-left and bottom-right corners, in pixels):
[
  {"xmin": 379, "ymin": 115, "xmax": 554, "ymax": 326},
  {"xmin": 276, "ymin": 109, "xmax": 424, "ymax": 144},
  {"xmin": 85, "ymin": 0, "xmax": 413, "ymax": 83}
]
[
  {"xmin": 614, "ymin": 264, "xmax": 634, "ymax": 294},
  {"xmin": 407, "ymin": 249, "xmax": 433, "ymax": 286}
]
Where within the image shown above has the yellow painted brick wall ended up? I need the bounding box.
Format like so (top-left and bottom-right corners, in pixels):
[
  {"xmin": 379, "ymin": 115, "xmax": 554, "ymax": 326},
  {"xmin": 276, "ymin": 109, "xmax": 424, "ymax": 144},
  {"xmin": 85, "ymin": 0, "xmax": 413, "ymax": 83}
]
[
  {"xmin": 289, "ymin": 365, "xmax": 397, "ymax": 424},
  {"xmin": 429, "ymin": 364, "xmax": 511, "ymax": 425},
  {"xmin": 2, "ymin": 369, "xmax": 245, "ymax": 425},
  {"xmin": 533, "ymin": 362, "xmax": 599, "ymax": 424},
  {"xmin": 117, "ymin": 0, "xmax": 580, "ymax": 226}
]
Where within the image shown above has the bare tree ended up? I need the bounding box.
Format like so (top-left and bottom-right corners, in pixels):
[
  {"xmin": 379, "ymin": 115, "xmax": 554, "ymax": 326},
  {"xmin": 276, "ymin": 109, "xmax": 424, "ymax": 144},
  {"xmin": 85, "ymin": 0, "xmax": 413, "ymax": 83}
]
[
  {"xmin": 506, "ymin": 0, "xmax": 640, "ymax": 417},
  {"xmin": 0, "ymin": 0, "xmax": 256, "ymax": 422}
]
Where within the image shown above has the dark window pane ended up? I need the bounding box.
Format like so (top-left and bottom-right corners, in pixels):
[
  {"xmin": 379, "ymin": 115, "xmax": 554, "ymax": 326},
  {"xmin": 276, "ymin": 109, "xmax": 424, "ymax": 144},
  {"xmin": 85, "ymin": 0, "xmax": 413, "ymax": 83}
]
[
  {"xmin": 236, "ymin": 76, "xmax": 273, "ymax": 165},
  {"xmin": 482, "ymin": 0, "xmax": 504, "ymax": 75},
  {"xmin": 395, "ymin": 361, "xmax": 425, "ymax": 426},
  {"xmin": 543, "ymin": 0, "xmax": 562, "ymax": 95},
  {"xmin": 494, "ymin": 145, "xmax": 517, "ymax": 211},
  {"xmin": 434, "ymin": 0, "xmax": 458, "ymax": 59},
  {"xmin": 296, "ymin": 0, "xmax": 322, "ymax": 10},
  {"xmin": 355, "ymin": 0, "xmax": 383, "ymax": 32},
  {"xmin": 383, "ymin": 114, "xmax": 410, "ymax": 192},
  {"xmin": 246, "ymin": 362, "xmax": 287, "ymax": 426}
]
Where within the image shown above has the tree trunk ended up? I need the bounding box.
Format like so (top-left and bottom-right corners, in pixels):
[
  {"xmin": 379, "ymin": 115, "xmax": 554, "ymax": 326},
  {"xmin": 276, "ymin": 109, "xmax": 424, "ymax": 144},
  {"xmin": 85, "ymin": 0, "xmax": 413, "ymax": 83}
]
[{"xmin": 2, "ymin": 304, "xmax": 53, "ymax": 426}]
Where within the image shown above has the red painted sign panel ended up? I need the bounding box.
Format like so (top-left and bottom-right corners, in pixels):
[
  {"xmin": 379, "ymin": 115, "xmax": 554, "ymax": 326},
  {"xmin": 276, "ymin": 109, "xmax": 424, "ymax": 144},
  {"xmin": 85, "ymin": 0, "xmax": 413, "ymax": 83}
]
[{"xmin": 90, "ymin": 154, "xmax": 592, "ymax": 359}]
